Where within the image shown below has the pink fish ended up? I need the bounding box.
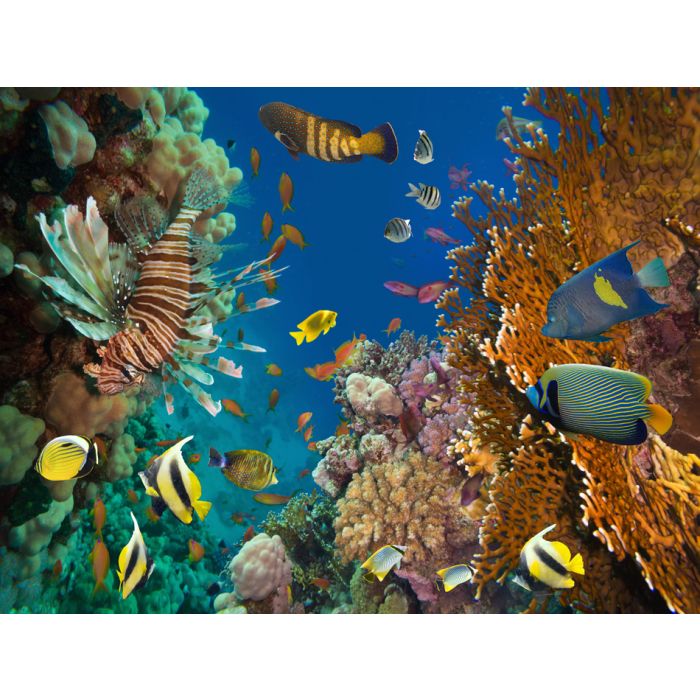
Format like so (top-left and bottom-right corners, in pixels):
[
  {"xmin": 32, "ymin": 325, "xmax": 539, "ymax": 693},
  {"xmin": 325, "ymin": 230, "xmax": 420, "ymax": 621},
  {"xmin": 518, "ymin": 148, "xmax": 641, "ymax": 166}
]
[
  {"xmin": 447, "ymin": 164, "xmax": 471, "ymax": 191},
  {"xmin": 504, "ymin": 158, "xmax": 520, "ymax": 174},
  {"xmin": 417, "ymin": 281, "xmax": 450, "ymax": 304},
  {"xmin": 384, "ymin": 281, "xmax": 419, "ymax": 297},
  {"xmin": 425, "ymin": 227, "xmax": 461, "ymax": 246}
]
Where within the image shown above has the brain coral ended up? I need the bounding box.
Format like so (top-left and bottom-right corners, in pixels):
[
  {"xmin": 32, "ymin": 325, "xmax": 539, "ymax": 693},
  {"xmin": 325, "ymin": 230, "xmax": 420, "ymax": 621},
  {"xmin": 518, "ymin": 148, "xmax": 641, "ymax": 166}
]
[
  {"xmin": 0, "ymin": 404, "xmax": 45, "ymax": 486},
  {"xmin": 345, "ymin": 372, "xmax": 403, "ymax": 418}
]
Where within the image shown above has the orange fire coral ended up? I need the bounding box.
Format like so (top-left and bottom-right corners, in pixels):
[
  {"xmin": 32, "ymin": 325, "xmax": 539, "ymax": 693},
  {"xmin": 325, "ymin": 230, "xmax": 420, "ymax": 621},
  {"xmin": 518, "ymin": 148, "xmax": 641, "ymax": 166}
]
[{"xmin": 438, "ymin": 88, "xmax": 700, "ymax": 613}]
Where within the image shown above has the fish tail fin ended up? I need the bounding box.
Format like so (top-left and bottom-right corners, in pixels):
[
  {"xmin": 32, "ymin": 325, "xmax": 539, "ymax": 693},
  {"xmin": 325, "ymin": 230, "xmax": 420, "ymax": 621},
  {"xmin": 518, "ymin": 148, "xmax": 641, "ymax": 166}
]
[
  {"xmin": 92, "ymin": 580, "xmax": 108, "ymax": 597},
  {"xmin": 208, "ymin": 447, "xmax": 225, "ymax": 469},
  {"xmin": 405, "ymin": 182, "xmax": 420, "ymax": 198},
  {"xmin": 567, "ymin": 553, "xmax": 585, "ymax": 576},
  {"xmin": 194, "ymin": 500, "xmax": 212, "ymax": 521},
  {"xmin": 646, "ymin": 403, "xmax": 673, "ymax": 435},
  {"xmin": 290, "ymin": 330, "xmax": 305, "ymax": 345},
  {"xmin": 360, "ymin": 122, "xmax": 399, "ymax": 163},
  {"xmin": 282, "ymin": 203, "xmax": 294, "ymax": 213},
  {"xmin": 184, "ymin": 167, "xmax": 229, "ymax": 211},
  {"xmin": 637, "ymin": 256, "xmax": 670, "ymax": 288}
]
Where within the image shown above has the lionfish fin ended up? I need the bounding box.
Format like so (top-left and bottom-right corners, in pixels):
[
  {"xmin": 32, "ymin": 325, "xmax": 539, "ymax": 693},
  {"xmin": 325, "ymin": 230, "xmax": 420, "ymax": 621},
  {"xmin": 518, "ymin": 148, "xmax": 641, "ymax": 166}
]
[
  {"xmin": 168, "ymin": 367, "xmax": 222, "ymax": 416},
  {"xmin": 108, "ymin": 242, "xmax": 139, "ymax": 321},
  {"xmin": 115, "ymin": 196, "xmax": 167, "ymax": 255},
  {"xmin": 184, "ymin": 167, "xmax": 230, "ymax": 211}
]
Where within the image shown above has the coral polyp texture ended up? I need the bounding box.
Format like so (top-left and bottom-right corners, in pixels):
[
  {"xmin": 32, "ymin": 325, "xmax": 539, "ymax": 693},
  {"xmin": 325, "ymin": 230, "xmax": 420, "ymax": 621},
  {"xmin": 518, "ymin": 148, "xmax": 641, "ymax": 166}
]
[{"xmin": 437, "ymin": 88, "xmax": 700, "ymax": 613}]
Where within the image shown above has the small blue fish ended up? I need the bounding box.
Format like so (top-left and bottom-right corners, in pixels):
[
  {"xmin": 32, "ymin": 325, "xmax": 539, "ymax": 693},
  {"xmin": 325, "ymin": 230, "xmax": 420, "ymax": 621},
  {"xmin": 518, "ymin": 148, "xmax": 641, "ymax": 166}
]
[
  {"xmin": 526, "ymin": 364, "xmax": 672, "ymax": 445},
  {"xmin": 541, "ymin": 240, "xmax": 670, "ymax": 342}
]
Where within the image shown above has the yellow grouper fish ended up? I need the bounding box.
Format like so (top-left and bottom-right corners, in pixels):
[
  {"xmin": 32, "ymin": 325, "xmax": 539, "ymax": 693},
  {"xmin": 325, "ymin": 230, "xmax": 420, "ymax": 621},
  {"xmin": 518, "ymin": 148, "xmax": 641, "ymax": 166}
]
[
  {"xmin": 259, "ymin": 102, "xmax": 399, "ymax": 164},
  {"xmin": 290, "ymin": 310, "xmax": 337, "ymax": 345}
]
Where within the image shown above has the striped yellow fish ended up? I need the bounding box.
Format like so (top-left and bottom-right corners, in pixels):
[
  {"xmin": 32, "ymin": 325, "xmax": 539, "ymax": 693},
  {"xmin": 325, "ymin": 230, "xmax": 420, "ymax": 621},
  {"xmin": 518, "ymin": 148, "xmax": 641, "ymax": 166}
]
[
  {"xmin": 35, "ymin": 435, "xmax": 98, "ymax": 481},
  {"xmin": 513, "ymin": 524, "xmax": 585, "ymax": 593},
  {"xmin": 361, "ymin": 544, "xmax": 407, "ymax": 582},
  {"xmin": 436, "ymin": 564, "xmax": 474, "ymax": 592},
  {"xmin": 209, "ymin": 448, "xmax": 278, "ymax": 491},
  {"xmin": 117, "ymin": 512, "xmax": 155, "ymax": 599},
  {"xmin": 259, "ymin": 102, "xmax": 398, "ymax": 164},
  {"xmin": 138, "ymin": 436, "xmax": 211, "ymax": 524}
]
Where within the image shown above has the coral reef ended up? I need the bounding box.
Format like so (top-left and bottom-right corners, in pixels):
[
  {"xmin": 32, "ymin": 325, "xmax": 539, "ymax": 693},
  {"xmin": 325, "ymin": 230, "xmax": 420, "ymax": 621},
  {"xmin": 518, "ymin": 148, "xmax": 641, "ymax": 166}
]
[
  {"xmin": 0, "ymin": 404, "xmax": 45, "ymax": 486},
  {"xmin": 437, "ymin": 88, "xmax": 700, "ymax": 613}
]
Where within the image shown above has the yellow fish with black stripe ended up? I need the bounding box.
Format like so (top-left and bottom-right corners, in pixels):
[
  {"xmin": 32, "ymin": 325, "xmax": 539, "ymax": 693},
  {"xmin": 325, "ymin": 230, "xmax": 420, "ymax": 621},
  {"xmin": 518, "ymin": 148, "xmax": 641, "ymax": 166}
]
[
  {"xmin": 138, "ymin": 436, "xmax": 211, "ymax": 524},
  {"xmin": 117, "ymin": 512, "xmax": 155, "ymax": 599},
  {"xmin": 35, "ymin": 435, "xmax": 99, "ymax": 481},
  {"xmin": 259, "ymin": 102, "xmax": 399, "ymax": 164},
  {"xmin": 208, "ymin": 447, "xmax": 278, "ymax": 491},
  {"xmin": 512, "ymin": 524, "xmax": 585, "ymax": 594}
]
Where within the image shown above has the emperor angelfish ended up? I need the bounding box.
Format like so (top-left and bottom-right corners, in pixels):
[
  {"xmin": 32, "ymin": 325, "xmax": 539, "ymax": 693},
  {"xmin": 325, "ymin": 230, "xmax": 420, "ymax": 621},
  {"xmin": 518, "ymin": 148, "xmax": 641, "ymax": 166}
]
[
  {"xmin": 526, "ymin": 364, "xmax": 673, "ymax": 445},
  {"xmin": 436, "ymin": 564, "xmax": 474, "ymax": 592},
  {"xmin": 542, "ymin": 240, "xmax": 670, "ymax": 342},
  {"xmin": 384, "ymin": 217, "xmax": 412, "ymax": 244},
  {"xmin": 138, "ymin": 436, "xmax": 212, "ymax": 524},
  {"xmin": 406, "ymin": 182, "xmax": 441, "ymax": 210},
  {"xmin": 413, "ymin": 130, "xmax": 434, "ymax": 164},
  {"xmin": 513, "ymin": 524, "xmax": 584, "ymax": 593},
  {"xmin": 117, "ymin": 512, "xmax": 155, "ymax": 599},
  {"xmin": 35, "ymin": 435, "xmax": 98, "ymax": 481},
  {"xmin": 258, "ymin": 102, "xmax": 399, "ymax": 164},
  {"xmin": 361, "ymin": 544, "xmax": 406, "ymax": 582}
]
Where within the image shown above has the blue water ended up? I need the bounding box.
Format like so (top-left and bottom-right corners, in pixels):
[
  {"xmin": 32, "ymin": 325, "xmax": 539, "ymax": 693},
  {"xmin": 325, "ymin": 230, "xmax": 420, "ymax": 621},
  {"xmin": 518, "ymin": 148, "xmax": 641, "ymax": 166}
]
[{"xmin": 160, "ymin": 87, "xmax": 546, "ymax": 542}]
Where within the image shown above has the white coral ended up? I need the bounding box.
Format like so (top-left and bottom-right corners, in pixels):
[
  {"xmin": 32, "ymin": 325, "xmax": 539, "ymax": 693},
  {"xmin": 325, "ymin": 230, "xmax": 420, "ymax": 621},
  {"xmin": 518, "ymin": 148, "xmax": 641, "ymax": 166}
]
[
  {"xmin": 38, "ymin": 100, "xmax": 96, "ymax": 169},
  {"xmin": 228, "ymin": 533, "xmax": 290, "ymax": 601},
  {"xmin": 345, "ymin": 372, "xmax": 403, "ymax": 418}
]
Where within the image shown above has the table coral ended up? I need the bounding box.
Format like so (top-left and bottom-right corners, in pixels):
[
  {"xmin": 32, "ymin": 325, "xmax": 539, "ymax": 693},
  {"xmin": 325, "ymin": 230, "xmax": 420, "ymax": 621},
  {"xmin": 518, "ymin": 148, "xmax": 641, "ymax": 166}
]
[{"xmin": 437, "ymin": 87, "xmax": 700, "ymax": 613}]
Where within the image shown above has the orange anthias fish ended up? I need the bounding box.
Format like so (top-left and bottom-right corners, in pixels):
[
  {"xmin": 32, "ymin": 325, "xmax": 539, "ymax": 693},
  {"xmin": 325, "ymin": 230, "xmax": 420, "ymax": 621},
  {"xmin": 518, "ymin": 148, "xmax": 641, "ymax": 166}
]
[
  {"xmin": 384, "ymin": 317, "xmax": 401, "ymax": 336},
  {"xmin": 236, "ymin": 291, "xmax": 247, "ymax": 312},
  {"xmin": 261, "ymin": 211, "xmax": 273, "ymax": 241},
  {"xmin": 243, "ymin": 525, "xmax": 256, "ymax": 543},
  {"xmin": 303, "ymin": 425, "xmax": 314, "ymax": 442},
  {"xmin": 279, "ymin": 172, "xmax": 294, "ymax": 212},
  {"xmin": 91, "ymin": 497, "xmax": 106, "ymax": 535},
  {"xmin": 254, "ymin": 493, "xmax": 291, "ymax": 506},
  {"xmin": 307, "ymin": 441, "xmax": 317, "ymax": 451},
  {"xmin": 134, "ymin": 447, "xmax": 147, "ymax": 453},
  {"xmin": 304, "ymin": 361, "xmax": 339, "ymax": 382},
  {"xmin": 231, "ymin": 512, "xmax": 245, "ymax": 524},
  {"xmin": 188, "ymin": 539, "xmax": 205, "ymax": 563},
  {"xmin": 262, "ymin": 267, "xmax": 278, "ymax": 294},
  {"xmin": 126, "ymin": 488, "xmax": 139, "ymax": 504},
  {"xmin": 222, "ymin": 399, "xmax": 249, "ymax": 421},
  {"xmin": 51, "ymin": 559, "xmax": 63, "ymax": 580},
  {"xmin": 296, "ymin": 411, "xmax": 313, "ymax": 432},
  {"xmin": 298, "ymin": 468, "xmax": 310, "ymax": 478},
  {"xmin": 90, "ymin": 538, "xmax": 110, "ymax": 596},
  {"xmin": 189, "ymin": 453, "xmax": 202, "ymax": 464},
  {"xmin": 155, "ymin": 438, "xmax": 183, "ymax": 448},
  {"xmin": 145, "ymin": 505, "xmax": 160, "ymax": 523},
  {"xmin": 266, "ymin": 363, "xmax": 283, "ymax": 376},
  {"xmin": 280, "ymin": 224, "xmax": 310, "ymax": 250},
  {"xmin": 310, "ymin": 577, "xmax": 330, "ymax": 590},
  {"xmin": 334, "ymin": 333, "xmax": 367, "ymax": 366},
  {"xmin": 268, "ymin": 234, "xmax": 287, "ymax": 263},
  {"xmin": 267, "ymin": 388, "xmax": 280, "ymax": 412},
  {"xmin": 335, "ymin": 420, "xmax": 350, "ymax": 436},
  {"xmin": 251, "ymin": 147, "xmax": 261, "ymax": 177}
]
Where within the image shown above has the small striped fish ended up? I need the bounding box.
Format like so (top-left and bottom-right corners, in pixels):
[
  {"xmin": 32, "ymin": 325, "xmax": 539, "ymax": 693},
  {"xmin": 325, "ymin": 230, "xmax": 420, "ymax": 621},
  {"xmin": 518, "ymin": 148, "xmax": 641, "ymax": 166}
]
[
  {"xmin": 209, "ymin": 447, "xmax": 278, "ymax": 491},
  {"xmin": 361, "ymin": 544, "xmax": 407, "ymax": 582},
  {"xmin": 35, "ymin": 435, "xmax": 98, "ymax": 481},
  {"xmin": 384, "ymin": 217, "xmax": 412, "ymax": 244},
  {"xmin": 436, "ymin": 564, "xmax": 474, "ymax": 592},
  {"xmin": 139, "ymin": 436, "xmax": 212, "ymax": 524},
  {"xmin": 406, "ymin": 182, "xmax": 441, "ymax": 210},
  {"xmin": 413, "ymin": 129, "xmax": 434, "ymax": 164},
  {"xmin": 117, "ymin": 512, "xmax": 154, "ymax": 599}
]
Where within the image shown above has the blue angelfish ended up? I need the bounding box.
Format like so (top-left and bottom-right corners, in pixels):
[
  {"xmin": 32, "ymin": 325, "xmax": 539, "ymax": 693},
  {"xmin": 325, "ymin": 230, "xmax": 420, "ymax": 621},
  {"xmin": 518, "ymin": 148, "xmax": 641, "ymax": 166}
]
[
  {"xmin": 541, "ymin": 240, "xmax": 670, "ymax": 342},
  {"xmin": 526, "ymin": 364, "xmax": 672, "ymax": 445}
]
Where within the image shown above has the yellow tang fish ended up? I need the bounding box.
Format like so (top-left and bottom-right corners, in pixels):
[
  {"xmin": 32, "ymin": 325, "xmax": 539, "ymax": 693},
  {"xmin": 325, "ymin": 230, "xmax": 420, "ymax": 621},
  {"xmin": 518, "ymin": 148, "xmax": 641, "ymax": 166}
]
[
  {"xmin": 117, "ymin": 512, "xmax": 154, "ymax": 599},
  {"xmin": 138, "ymin": 436, "xmax": 212, "ymax": 524},
  {"xmin": 290, "ymin": 310, "xmax": 337, "ymax": 345},
  {"xmin": 35, "ymin": 435, "xmax": 98, "ymax": 481},
  {"xmin": 259, "ymin": 102, "xmax": 399, "ymax": 164},
  {"xmin": 209, "ymin": 448, "xmax": 279, "ymax": 491},
  {"xmin": 361, "ymin": 544, "xmax": 407, "ymax": 582},
  {"xmin": 513, "ymin": 524, "xmax": 585, "ymax": 593}
]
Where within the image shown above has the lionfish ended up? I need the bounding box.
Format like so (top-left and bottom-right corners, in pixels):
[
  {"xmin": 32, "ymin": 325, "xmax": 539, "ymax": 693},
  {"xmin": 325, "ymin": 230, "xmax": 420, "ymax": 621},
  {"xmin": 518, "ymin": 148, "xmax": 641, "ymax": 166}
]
[{"xmin": 17, "ymin": 167, "xmax": 280, "ymax": 416}]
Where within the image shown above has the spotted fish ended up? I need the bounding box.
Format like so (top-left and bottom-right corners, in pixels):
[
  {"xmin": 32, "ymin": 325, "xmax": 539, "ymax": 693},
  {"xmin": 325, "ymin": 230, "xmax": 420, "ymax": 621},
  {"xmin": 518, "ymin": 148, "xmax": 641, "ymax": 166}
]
[{"xmin": 258, "ymin": 102, "xmax": 398, "ymax": 164}]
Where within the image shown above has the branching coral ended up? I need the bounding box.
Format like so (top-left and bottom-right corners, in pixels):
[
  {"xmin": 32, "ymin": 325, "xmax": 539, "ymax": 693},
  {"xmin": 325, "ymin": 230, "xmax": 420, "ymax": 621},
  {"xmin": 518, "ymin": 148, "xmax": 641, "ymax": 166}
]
[{"xmin": 438, "ymin": 88, "xmax": 700, "ymax": 613}]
